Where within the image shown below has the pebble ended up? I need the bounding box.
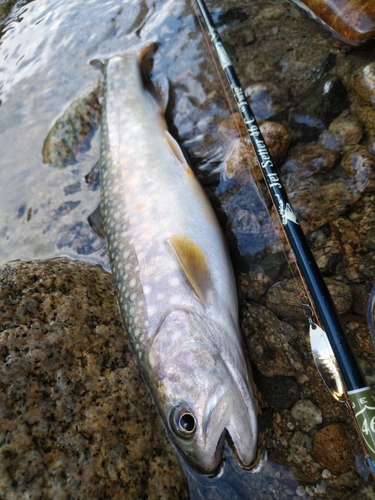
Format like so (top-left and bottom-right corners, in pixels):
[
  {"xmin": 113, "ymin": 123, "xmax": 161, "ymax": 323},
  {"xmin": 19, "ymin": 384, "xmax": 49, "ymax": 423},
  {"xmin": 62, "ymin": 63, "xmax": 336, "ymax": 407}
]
[
  {"xmin": 242, "ymin": 302, "xmax": 304, "ymax": 377},
  {"xmin": 290, "ymin": 76, "xmax": 349, "ymax": 141},
  {"xmin": 244, "ymin": 82, "xmax": 286, "ymax": 119},
  {"xmin": 320, "ymin": 111, "xmax": 363, "ymax": 150},
  {"xmin": 288, "ymin": 431, "xmax": 312, "ymax": 464},
  {"xmin": 313, "ymin": 423, "xmax": 355, "ymax": 475},
  {"xmin": 339, "ymin": 58, "xmax": 375, "ymax": 149},
  {"xmin": 359, "ymin": 251, "xmax": 375, "ymax": 279},
  {"xmin": 330, "ymin": 217, "xmax": 366, "ymax": 282},
  {"xmin": 281, "ymin": 143, "xmax": 341, "ymax": 190},
  {"xmin": 254, "ymin": 372, "xmax": 300, "ymax": 410},
  {"xmin": 266, "ymin": 277, "xmax": 352, "ymax": 321},
  {"xmin": 291, "ymin": 399, "xmax": 322, "ymax": 432},
  {"xmin": 224, "ymin": 121, "xmax": 291, "ymax": 182}
]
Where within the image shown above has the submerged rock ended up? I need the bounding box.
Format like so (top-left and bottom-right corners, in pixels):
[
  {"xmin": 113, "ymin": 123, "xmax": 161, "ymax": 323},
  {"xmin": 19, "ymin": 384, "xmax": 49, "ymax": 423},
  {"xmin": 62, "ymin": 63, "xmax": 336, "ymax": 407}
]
[
  {"xmin": 42, "ymin": 86, "xmax": 101, "ymax": 168},
  {"xmin": 0, "ymin": 259, "xmax": 188, "ymax": 500},
  {"xmin": 242, "ymin": 302, "xmax": 304, "ymax": 377},
  {"xmin": 281, "ymin": 143, "xmax": 375, "ymax": 232},
  {"xmin": 224, "ymin": 121, "xmax": 291, "ymax": 182},
  {"xmin": 290, "ymin": 399, "xmax": 322, "ymax": 432},
  {"xmin": 320, "ymin": 111, "xmax": 363, "ymax": 151},
  {"xmin": 290, "ymin": 76, "xmax": 349, "ymax": 142},
  {"xmin": 313, "ymin": 423, "xmax": 355, "ymax": 475},
  {"xmin": 265, "ymin": 277, "xmax": 352, "ymax": 321}
]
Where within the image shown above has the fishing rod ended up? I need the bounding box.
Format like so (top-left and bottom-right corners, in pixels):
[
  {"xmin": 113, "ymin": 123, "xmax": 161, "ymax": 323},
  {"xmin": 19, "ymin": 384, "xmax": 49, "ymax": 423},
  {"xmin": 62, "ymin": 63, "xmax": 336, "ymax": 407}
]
[{"xmin": 193, "ymin": 0, "xmax": 375, "ymax": 472}]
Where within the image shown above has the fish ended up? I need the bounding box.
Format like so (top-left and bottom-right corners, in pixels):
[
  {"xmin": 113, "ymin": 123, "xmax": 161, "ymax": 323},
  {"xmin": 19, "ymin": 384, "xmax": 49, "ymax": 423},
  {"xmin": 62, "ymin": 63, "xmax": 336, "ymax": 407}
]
[{"xmin": 99, "ymin": 44, "xmax": 258, "ymax": 475}]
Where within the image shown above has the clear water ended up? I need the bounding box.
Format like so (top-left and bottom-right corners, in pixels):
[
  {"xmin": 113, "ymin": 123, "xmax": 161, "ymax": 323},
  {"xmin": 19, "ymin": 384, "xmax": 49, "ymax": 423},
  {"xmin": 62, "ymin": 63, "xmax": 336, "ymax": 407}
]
[{"xmin": 0, "ymin": 0, "xmax": 267, "ymax": 268}]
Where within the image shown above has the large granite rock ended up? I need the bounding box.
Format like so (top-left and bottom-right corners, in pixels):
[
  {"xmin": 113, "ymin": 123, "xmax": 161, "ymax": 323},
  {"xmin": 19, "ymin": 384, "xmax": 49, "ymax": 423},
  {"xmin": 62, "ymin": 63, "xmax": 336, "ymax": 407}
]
[{"xmin": 0, "ymin": 259, "xmax": 188, "ymax": 500}]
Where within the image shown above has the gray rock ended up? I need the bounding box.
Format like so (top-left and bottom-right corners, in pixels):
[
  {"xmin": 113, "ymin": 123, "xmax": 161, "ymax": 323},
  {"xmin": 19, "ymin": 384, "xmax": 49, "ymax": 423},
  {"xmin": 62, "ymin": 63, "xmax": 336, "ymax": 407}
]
[
  {"xmin": 291, "ymin": 399, "xmax": 322, "ymax": 432},
  {"xmin": 0, "ymin": 259, "xmax": 188, "ymax": 500}
]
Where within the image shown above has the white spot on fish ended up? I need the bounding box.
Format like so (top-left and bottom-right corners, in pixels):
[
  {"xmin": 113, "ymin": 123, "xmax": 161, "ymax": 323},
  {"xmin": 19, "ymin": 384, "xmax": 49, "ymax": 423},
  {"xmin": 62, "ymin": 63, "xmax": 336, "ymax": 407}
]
[
  {"xmin": 169, "ymin": 277, "xmax": 180, "ymax": 287},
  {"xmin": 147, "ymin": 305, "xmax": 156, "ymax": 316},
  {"xmin": 129, "ymin": 278, "xmax": 136, "ymax": 287},
  {"xmin": 169, "ymin": 295, "xmax": 181, "ymax": 305}
]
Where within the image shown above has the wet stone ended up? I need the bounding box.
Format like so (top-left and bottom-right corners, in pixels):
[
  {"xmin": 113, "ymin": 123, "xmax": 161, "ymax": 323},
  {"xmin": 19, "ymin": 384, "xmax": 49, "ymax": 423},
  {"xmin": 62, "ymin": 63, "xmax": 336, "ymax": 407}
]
[
  {"xmin": 266, "ymin": 277, "xmax": 352, "ymax": 322},
  {"xmin": 288, "ymin": 431, "xmax": 313, "ymax": 464},
  {"xmin": 338, "ymin": 56, "xmax": 375, "ymax": 150},
  {"xmin": 290, "ymin": 399, "xmax": 322, "ymax": 432},
  {"xmin": 358, "ymin": 251, "xmax": 375, "ymax": 279},
  {"xmin": 313, "ymin": 424, "xmax": 355, "ymax": 475},
  {"xmin": 340, "ymin": 146, "xmax": 375, "ymax": 192},
  {"xmin": 42, "ymin": 86, "xmax": 101, "ymax": 168},
  {"xmin": 324, "ymin": 112, "xmax": 363, "ymax": 149},
  {"xmin": 290, "ymin": 76, "xmax": 349, "ymax": 142},
  {"xmin": 0, "ymin": 259, "xmax": 188, "ymax": 500},
  {"xmin": 281, "ymin": 143, "xmax": 341, "ymax": 191},
  {"xmin": 225, "ymin": 121, "xmax": 291, "ymax": 182},
  {"xmin": 253, "ymin": 371, "xmax": 300, "ymax": 410},
  {"xmin": 330, "ymin": 217, "xmax": 366, "ymax": 282},
  {"xmin": 244, "ymin": 83, "xmax": 287, "ymax": 120},
  {"xmin": 242, "ymin": 302, "xmax": 304, "ymax": 377},
  {"xmin": 344, "ymin": 480, "xmax": 375, "ymax": 500}
]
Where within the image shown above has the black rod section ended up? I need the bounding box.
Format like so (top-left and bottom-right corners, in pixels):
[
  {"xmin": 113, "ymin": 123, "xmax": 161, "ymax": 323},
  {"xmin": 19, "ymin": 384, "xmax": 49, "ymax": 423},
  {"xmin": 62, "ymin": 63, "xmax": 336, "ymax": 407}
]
[{"xmin": 194, "ymin": 0, "xmax": 364, "ymax": 391}]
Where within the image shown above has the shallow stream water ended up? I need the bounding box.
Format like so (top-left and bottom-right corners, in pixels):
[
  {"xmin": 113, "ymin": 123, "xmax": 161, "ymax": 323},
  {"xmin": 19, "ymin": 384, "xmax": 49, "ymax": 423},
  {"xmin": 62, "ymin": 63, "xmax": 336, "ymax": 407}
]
[{"xmin": 1, "ymin": 0, "xmax": 375, "ymax": 498}]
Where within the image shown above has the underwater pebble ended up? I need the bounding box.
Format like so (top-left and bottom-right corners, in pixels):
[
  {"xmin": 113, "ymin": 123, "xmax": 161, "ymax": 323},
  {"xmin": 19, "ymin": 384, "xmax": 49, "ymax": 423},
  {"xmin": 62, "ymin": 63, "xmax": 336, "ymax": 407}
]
[
  {"xmin": 330, "ymin": 217, "xmax": 366, "ymax": 282},
  {"xmin": 313, "ymin": 423, "xmax": 354, "ymax": 475},
  {"xmin": 296, "ymin": 485, "xmax": 307, "ymax": 497},
  {"xmin": 244, "ymin": 82, "xmax": 285, "ymax": 119},
  {"xmin": 281, "ymin": 143, "xmax": 341, "ymax": 190},
  {"xmin": 339, "ymin": 59, "xmax": 375, "ymax": 150},
  {"xmin": 42, "ymin": 86, "xmax": 101, "ymax": 168},
  {"xmin": 341, "ymin": 146, "xmax": 375, "ymax": 192},
  {"xmin": 254, "ymin": 372, "xmax": 300, "ymax": 410},
  {"xmin": 358, "ymin": 251, "xmax": 375, "ymax": 279},
  {"xmin": 225, "ymin": 121, "xmax": 291, "ymax": 182},
  {"xmin": 307, "ymin": 229, "xmax": 327, "ymax": 248},
  {"xmin": 242, "ymin": 302, "xmax": 304, "ymax": 377},
  {"xmin": 0, "ymin": 259, "xmax": 188, "ymax": 499},
  {"xmin": 266, "ymin": 277, "xmax": 352, "ymax": 321},
  {"xmin": 290, "ymin": 76, "xmax": 349, "ymax": 141},
  {"xmin": 288, "ymin": 431, "xmax": 312, "ymax": 464},
  {"xmin": 320, "ymin": 111, "xmax": 363, "ymax": 150},
  {"xmin": 291, "ymin": 399, "xmax": 322, "ymax": 432}
]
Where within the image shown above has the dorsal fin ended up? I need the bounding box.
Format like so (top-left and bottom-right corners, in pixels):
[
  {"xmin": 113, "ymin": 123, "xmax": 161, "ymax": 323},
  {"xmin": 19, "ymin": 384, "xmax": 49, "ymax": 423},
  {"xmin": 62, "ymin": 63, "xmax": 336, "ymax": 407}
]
[
  {"xmin": 169, "ymin": 235, "xmax": 213, "ymax": 304},
  {"xmin": 164, "ymin": 131, "xmax": 188, "ymax": 166}
]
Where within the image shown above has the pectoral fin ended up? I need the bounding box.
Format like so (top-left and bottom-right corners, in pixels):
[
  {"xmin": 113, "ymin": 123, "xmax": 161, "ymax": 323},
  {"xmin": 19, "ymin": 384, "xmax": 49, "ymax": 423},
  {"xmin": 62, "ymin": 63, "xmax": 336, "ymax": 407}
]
[{"xmin": 169, "ymin": 235, "xmax": 212, "ymax": 304}]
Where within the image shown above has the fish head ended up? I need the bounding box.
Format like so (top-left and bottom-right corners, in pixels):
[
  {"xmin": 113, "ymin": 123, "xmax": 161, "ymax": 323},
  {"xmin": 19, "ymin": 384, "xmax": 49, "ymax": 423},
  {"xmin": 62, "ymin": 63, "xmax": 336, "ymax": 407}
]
[{"xmin": 148, "ymin": 309, "xmax": 258, "ymax": 475}]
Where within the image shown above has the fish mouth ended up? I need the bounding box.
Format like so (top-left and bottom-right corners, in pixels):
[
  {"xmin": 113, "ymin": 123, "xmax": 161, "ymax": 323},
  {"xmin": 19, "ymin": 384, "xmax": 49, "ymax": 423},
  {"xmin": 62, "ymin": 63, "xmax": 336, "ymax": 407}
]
[{"xmin": 172, "ymin": 427, "xmax": 227, "ymax": 476}]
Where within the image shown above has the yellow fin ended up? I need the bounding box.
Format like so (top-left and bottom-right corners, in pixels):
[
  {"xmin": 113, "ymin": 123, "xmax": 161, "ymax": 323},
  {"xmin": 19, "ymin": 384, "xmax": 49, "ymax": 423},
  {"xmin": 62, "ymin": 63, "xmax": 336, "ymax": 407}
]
[{"xmin": 169, "ymin": 235, "xmax": 212, "ymax": 304}]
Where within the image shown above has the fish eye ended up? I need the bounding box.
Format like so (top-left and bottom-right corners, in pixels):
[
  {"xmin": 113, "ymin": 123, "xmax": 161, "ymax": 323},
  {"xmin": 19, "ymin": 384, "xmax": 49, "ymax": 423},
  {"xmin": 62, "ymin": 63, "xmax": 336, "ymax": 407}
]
[{"xmin": 169, "ymin": 404, "xmax": 196, "ymax": 438}]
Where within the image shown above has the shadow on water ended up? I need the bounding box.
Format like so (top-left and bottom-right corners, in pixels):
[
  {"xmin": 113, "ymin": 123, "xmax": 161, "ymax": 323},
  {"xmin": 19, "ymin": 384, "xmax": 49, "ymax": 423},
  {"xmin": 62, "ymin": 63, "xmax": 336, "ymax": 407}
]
[
  {"xmin": 1, "ymin": 0, "xmax": 375, "ymax": 498},
  {"xmin": 180, "ymin": 444, "xmax": 311, "ymax": 500}
]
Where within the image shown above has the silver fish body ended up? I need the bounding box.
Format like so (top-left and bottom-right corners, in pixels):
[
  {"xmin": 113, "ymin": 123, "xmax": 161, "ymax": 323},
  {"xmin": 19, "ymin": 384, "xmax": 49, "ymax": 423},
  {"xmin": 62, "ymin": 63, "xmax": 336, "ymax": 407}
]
[{"xmin": 100, "ymin": 47, "xmax": 258, "ymax": 474}]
